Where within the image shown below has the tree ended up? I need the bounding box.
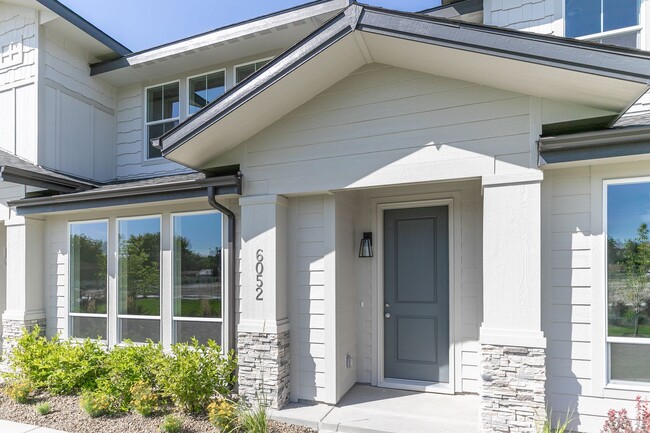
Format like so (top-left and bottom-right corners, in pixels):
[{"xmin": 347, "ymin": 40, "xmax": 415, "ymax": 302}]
[
  {"xmin": 118, "ymin": 232, "xmax": 161, "ymax": 315},
  {"xmin": 620, "ymin": 223, "xmax": 650, "ymax": 336}
]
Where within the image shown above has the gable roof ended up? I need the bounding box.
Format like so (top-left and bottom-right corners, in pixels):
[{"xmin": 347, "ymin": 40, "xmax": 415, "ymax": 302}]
[{"xmin": 153, "ymin": 4, "xmax": 650, "ymax": 170}]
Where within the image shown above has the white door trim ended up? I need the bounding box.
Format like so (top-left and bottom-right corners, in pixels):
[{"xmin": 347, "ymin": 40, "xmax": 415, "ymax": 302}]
[{"xmin": 372, "ymin": 193, "xmax": 461, "ymax": 395}]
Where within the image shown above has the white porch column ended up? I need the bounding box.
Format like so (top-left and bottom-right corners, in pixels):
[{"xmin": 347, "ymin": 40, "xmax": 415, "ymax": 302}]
[
  {"xmin": 480, "ymin": 172, "xmax": 546, "ymax": 433},
  {"xmin": 2, "ymin": 215, "xmax": 45, "ymax": 355},
  {"xmin": 237, "ymin": 195, "xmax": 290, "ymax": 408}
]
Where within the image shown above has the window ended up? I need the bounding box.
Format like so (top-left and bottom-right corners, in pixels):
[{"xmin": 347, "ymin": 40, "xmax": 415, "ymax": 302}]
[
  {"xmin": 69, "ymin": 221, "xmax": 108, "ymax": 339},
  {"xmin": 173, "ymin": 212, "xmax": 223, "ymax": 345},
  {"xmin": 188, "ymin": 71, "xmax": 225, "ymax": 115},
  {"xmin": 606, "ymin": 180, "xmax": 650, "ymax": 384},
  {"xmin": 118, "ymin": 216, "xmax": 161, "ymax": 342},
  {"xmin": 145, "ymin": 82, "xmax": 179, "ymax": 159},
  {"xmin": 68, "ymin": 211, "xmax": 226, "ymax": 348},
  {"xmin": 235, "ymin": 58, "xmax": 272, "ymax": 84},
  {"xmin": 565, "ymin": 0, "xmax": 641, "ymax": 48}
]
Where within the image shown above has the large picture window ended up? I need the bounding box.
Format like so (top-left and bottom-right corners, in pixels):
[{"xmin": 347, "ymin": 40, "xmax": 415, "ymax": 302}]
[
  {"xmin": 145, "ymin": 82, "xmax": 179, "ymax": 159},
  {"xmin": 118, "ymin": 216, "xmax": 161, "ymax": 342},
  {"xmin": 606, "ymin": 180, "xmax": 650, "ymax": 384},
  {"xmin": 565, "ymin": 0, "xmax": 640, "ymax": 48},
  {"xmin": 69, "ymin": 221, "xmax": 108, "ymax": 339},
  {"xmin": 173, "ymin": 212, "xmax": 222, "ymax": 345}
]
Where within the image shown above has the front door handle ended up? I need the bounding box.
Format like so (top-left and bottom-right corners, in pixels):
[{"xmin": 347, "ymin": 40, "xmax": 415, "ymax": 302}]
[{"xmin": 385, "ymin": 313, "xmax": 391, "ymax": 319}]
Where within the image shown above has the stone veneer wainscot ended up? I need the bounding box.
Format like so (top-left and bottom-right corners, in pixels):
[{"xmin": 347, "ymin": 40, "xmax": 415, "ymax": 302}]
[
  {"xmin": 480, "ymin": 344, "xmax": 546, "ymax": 433},
  {"xmin": 237, "ymin": 330, "xmax": 290, "ymax": 409}
]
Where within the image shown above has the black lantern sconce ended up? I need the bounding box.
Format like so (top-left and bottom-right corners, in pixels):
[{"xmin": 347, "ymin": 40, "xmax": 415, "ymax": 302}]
[{"xmin": 359, "ymin": 232, "xmax": 373, "ymax": 258}]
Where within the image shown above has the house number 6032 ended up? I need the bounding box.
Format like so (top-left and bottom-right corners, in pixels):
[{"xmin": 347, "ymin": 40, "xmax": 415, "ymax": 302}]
[{"xmin": 255, "ymin": 249, "xmax": 264, "ymax": 301}]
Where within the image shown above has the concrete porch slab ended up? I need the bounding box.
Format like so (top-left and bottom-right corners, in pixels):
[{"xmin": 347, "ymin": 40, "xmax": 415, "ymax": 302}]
[{"xmin": 271, "ymin": 384, "xmax": 480, "ymax": 433}]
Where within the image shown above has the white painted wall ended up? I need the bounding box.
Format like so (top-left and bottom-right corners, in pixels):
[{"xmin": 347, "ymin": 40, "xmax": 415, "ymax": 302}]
[
  {"xmin": 240, "ymin": 64, "xmax": 537, "ymax": 196},
  {"xmin": 0, "ymin": 3, "xmax": 38, "ymax": 164},
  {"xmin": 543, "ymin": 160, "xmax": 650, "ymax": 432},
  {"xmin": 41, "ymin": 25, "xmax": 116, "ymax": 181}
]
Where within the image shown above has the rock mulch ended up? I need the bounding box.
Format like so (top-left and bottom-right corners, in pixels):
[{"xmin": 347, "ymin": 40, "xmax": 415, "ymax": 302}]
[{"xmin": 0, "ymin": 392, "xmax": 314, "ymax": 433}]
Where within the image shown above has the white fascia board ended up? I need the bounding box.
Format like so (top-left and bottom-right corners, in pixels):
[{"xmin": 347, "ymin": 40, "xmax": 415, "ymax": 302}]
[{"xmin": 123, "ymin": 0, "xmax": 349, "ymax": 67}]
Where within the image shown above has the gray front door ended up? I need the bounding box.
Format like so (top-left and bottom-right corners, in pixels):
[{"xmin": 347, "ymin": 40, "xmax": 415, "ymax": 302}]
[{"xmin": 383, "ymin": 206, "xmax": 449, "ymax": 383}]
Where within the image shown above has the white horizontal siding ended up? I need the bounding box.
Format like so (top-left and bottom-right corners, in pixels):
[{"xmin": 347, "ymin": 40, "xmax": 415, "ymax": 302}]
[
  {"xmin": 242, "ymin": 64, "xmax": 534, "ymax": 196},
  {"xmin": 114, "ymin": 85, "xmax": 189, "ymax": 180},
  {"xmin": 289, "ymin": 195, "xmax": 328, "ymax": 402}
]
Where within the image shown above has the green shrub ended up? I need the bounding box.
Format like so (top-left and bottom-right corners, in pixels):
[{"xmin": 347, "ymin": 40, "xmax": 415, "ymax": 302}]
[
  {"xmin": 99, "ymin": 340, "xmax": 165, "ymax": 410},
  {"xmin": 157, "ymin": 339, "xmax": 236, "ymax": 413},
  {"xmin": 46, "ymin": 338, "xmax": 107, "ymax": 394},
  {"xmin": 131, "ymin": 380, "xmax": 162, "ymax": 417},
  {"xmin": 36, "ymin": 402, "xmax": 52, "ymax": 415},
  {"xmin": 4, "ymin": 379, "xmax": 33, "ymax": 403},
  {"xmin": 80, "ymin": 389, "xmax": 121, "ymax": 417},
  {"xmin": 3, "ymin": 327, "xmax": 106, "ymax": 395},
  {"xmin": 160, "ymin": 414, "xmax": 183, "ymax": 433}
]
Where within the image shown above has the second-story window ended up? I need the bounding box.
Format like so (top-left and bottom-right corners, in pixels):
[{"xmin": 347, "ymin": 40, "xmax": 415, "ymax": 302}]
[
  {"xmin": 145, "ymin": 82, "xmax": 179, "ymax": 159},
  {"xmin": 188, "ymin": 70, "xmax": 225, "ymax": 115},
  {"xmin": 565, "ymin": 0, "xmax": 641, "ymax": 48},
  {"xmin": 235, "ymin": 58, "xmax": 271, "ymax": 84}
]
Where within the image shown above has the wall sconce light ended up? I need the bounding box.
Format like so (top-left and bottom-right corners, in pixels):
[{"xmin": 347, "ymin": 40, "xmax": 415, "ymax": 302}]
[{"xmin": 359, "ymin": 232, "xmax": 373, "ymax": 258}]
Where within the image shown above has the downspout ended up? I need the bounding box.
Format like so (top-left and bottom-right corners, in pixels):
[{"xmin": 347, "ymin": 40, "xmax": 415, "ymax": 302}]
[{"xmin": 207, "ymin": 174, "xmax": 241, "ymax": 354}]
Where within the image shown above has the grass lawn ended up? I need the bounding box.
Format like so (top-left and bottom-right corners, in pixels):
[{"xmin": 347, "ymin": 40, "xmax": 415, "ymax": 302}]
[{"xmin": 608, "ymin": 324, "xmax": 650, "ymax": 337}]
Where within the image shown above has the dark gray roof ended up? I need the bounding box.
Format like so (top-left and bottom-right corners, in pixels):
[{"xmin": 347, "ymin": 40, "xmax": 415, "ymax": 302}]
[
  {"xmin": 36, "ymin": 0, "xmax": 131, "ymax": 56},
  {"xmin": 0, "ymin": 150, "xmax": 97, "ymax": 193},
  {"xmin": 419, "ymin": 0, "xmax": 483, "ymax": 15},
  {"xmin": 613, "ymin": 112, "xmax": 650, "ymax": 128},
  {"xmin": 156, "ymin": 3, "xmax": 650, "ymax": 158},
  {"xmin": 10, "ymin": 171, "xmax": 242, "ymax": 215}
]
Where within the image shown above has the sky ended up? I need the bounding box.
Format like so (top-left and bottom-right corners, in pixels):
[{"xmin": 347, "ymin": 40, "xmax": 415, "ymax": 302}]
[
  {"xmin": 608, "ymin": 182, "xmax": 650, "ymax": 242},
  {"xmin": 60, "ymin": 0, "xmax": 441, "ymax": 52}
]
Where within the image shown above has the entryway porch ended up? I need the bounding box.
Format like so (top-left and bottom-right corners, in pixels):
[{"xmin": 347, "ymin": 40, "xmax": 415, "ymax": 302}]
[{"xmin": 272, "ymin": 384, "xmax": 480, "ymax": 433}]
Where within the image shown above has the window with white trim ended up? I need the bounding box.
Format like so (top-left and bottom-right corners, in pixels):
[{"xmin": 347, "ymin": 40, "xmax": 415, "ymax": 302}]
[
  {"xmin": 188, "ymin": 71, "xmax": 225, "ymax": 115},
  {"xmin": 235, "ymin": 58, "xmax": 271, "ymax": 84},
  {"xmin": 172, "ymin": 212, "xmax": 223, "ymax": 345},
  {"xmin": 145, "ymin": 82, "xmax": 179, "ymax": 159},
  {"xmin": 606, "ymin": 179, "xmax": 650, "ymax": 384},
  {"xmin": 69, "ymin": 220, "xmax": 108, "ymax": 340},
  {"xmin": 565, "ymin": 0, "xmax": 641, "ymax": 48},
  {"xmin": 117, "ymin": 216, "xmax": 161, "ymax": 342},
  {"xmin": 68, "ymin": 211, "xmax": 225, "ymax": 347}
]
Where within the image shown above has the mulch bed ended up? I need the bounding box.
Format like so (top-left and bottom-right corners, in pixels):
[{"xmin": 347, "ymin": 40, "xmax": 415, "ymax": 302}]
[{"xmin": 0, "ymin": 392, "xmax": 314, "ymax": 433}]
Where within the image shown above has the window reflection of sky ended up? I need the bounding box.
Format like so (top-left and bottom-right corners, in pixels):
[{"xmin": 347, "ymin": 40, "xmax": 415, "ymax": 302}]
[
  {"xmin": 174, "ymin": 213, "xmax": 221, "ymax": 256},
  {"xmin": 608, "ymin": 182, "xmax": 650, "ymax": 242}
]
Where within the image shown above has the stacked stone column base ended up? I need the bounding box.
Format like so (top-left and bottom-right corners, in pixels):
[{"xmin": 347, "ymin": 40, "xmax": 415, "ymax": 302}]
[
  {"xmin": 237, "ymin": 330, "xmax": 290, "ymax": 409},
  {"xmin": 1, "ymin": 317, "xmax": 46, "ymax": 371},
  {"xmin": 480, "ymin": 344, "xmax": 546, "ymax": 433}
]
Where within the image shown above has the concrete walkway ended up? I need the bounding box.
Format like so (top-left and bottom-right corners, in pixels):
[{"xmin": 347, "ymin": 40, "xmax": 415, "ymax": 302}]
[
  {"xmin": 271, "ymin": 384, "xmax": 480, "ymax": 433},
  {"xmin": 0, "ymin": 420, "xmax": 67, "ymax": 433}
]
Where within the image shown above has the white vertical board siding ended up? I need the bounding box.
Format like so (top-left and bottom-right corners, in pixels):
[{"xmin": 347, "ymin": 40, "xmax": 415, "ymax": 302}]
[
  {"xmin": 334, "ymin": 191, "xmax": 358, "ymax": 401},
  {"xmin": 288, "ymin": 195, "xmax": 328, "ymax": 402},
  {"xmin": 42, "ymin": 26, "xmax": 116, "ymax": 181},
  {"xmin": 356, "ymin": 181, "xmax": 483, "ymax": 393},
  {"xmin": 484, "ymin": 0, "xmax": 560, "ymax": 35},
  {"xmin": 543, "ymin": 162, "xmax": 650, "ymax": 432},
  {"xmin": 242, "ymin": 64, "xmax": 534, "ymax": 196},
  {"xmin": 114, "ymin": 86, "xmax": 189, "ymax": 180}
]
